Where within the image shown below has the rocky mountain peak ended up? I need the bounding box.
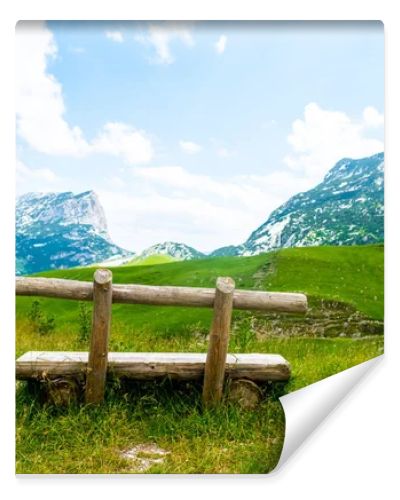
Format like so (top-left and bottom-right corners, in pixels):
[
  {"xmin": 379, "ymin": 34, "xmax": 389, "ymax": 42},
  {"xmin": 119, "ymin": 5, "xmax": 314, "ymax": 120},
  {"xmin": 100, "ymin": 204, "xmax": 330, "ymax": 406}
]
[
  {"xmin": 16, "ymin": 190, "xmax": 109, "ymax": 238},
  {"xmin": 211, "ymin": 152, "xmax": 384, "ymax": 257},
  {"xmin": 16, "ymin": 190, "xmax": 130, "ymax": 275},
  {"xmin": 139, "ymin": 241, "xmax": 205, "ymax": 261}
]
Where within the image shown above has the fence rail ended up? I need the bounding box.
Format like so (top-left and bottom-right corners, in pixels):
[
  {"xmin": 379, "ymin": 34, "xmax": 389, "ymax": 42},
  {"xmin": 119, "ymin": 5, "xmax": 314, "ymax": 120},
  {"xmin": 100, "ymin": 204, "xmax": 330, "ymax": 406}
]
[{"xmin": 15, "ymin": 276, "xmax": 307, "ymax": 313}]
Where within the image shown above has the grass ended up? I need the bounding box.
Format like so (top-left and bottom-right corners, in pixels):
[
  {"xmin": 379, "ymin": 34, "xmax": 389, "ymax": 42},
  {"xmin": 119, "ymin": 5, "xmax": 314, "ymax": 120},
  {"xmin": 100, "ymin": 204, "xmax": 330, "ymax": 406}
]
[
  {"xmin": 16, "ymin": 244, "xmax": 384, "ymax": 474},
  {"xmin": 16, "ymin": 381, "xmax": 285, "ymax": 474},
  {"xmin": 123, "ymin": 254, "xmax": 177, "ymax": 266},
  {"xmin": 268, "ymin": 245, "xmax": 384, "ymax": 320}
]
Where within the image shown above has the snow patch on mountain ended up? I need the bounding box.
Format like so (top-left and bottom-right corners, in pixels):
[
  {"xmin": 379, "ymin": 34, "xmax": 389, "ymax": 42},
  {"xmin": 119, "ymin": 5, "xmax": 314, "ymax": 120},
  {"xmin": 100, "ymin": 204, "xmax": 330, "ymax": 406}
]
[{"xmin": 242, "ymin": 216, "xmax": 291, "ymax": 256}]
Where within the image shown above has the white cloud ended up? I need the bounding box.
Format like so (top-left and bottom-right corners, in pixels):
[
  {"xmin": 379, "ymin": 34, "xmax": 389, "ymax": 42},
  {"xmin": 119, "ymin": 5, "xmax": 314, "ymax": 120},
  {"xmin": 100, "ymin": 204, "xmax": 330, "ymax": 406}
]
[
  {"xmin": 133, "ymin": 166, "xmax": 311, "ymax": 211},
  {"xmin": 179, "ymin": 140, "xmax": 202, "ymax": 154},
  {"xmin": 92, "ymin": 123, "xmax": 153, "ymax": 164},
  {"xmin": 363, "ymin": 106, "xmax": 384, "ymax": 127},
  {"xmin": 16, "ymin": 22, "xmax": 153, "ymax": 165},
  {"xmin": 97, "ymin": 165, "xmax": 310, "ymax": 252},
  {"xmin": 136, "ymin": 22, "xmax": 194, "ymax": 64},
  {"xmin": 17, "ymin": 160, "xmax": 59, "ymax": 183},
  {"xmin": 106, "ymin": 175, "xmax": 126, "ymax": 189},
  {"xmin": 16, "ymin": 22, "xmax": 89, "ymax": 157},
  {"xmin": 105, "ymin": 31, "xmax": 124, "ymax": 43},
  {"xmin": 215, "ymin": 35, "xmax": 227, "ymax": 54},
  {"xmin": 16, "ymin": 159, "xmax": 62, "ymax": 195},
  {"xmin": 284, "ymin": 102, "xmax": 384, "ymax": 182}
]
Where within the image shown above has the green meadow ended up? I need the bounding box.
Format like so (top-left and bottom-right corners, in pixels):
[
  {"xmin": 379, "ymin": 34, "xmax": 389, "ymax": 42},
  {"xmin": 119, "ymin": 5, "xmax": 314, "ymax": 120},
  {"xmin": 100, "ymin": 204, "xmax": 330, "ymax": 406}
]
[{"xmin": 16, "ymin": 245, "xmax": 383, "ymax": 474}]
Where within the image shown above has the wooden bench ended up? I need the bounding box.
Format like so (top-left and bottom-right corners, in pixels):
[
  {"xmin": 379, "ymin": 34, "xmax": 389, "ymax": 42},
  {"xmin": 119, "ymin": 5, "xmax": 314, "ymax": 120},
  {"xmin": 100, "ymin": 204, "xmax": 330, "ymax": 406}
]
[
  {"xmin": 16, "ymin": 352, "xmax": 291, "ymax": 381},
  {"xmin": 16, "ymin": 270, "xmax": 307, "ymax": 408}
]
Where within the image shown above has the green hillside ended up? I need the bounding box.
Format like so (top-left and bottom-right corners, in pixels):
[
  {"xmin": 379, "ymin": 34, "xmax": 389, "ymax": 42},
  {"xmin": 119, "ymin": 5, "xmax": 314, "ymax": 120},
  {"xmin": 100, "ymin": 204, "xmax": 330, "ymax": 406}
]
[
  {"xmin": 266, "ymin": 244, "xmax": 384, "ymax": 320},
  {"xmin": 16, "ymin": 244, "xmax": 383, "ymax": 331},
  {"xmin": 16, "ymin": 244, "xmax": 384, "ymax": 386},
  {"xmin": 16, "ymin": 245, "xmax": 383, "ymax": 474},
  {"xmin": 123, "ymin": 253, "xmax": 177, "ymax": 266}
]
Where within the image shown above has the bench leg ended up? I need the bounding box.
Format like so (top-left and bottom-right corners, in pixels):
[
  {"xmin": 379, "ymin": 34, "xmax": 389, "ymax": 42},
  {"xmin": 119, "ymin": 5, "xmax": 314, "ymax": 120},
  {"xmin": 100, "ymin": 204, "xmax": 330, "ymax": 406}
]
[{"xmin": 226, "ymin": 379, "xmax": 263, "ymax": 410}]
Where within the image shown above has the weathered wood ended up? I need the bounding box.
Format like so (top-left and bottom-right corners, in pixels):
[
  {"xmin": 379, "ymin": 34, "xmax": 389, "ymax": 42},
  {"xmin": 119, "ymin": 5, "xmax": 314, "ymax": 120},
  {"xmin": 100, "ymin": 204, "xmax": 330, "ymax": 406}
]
[
  {"xmin": 16, "ymin": 352, "xmax": 291, "ymax": 382},
  {"xmin": 85, "ymin": 269, "xmax": 112, "ymax": 404},
  {"xmin": 227, "ymin": 379, "xmax": 263, "ymax": 410},
  {"xmin": 44, "ymin": 378, "xmax": 81, "ymax": 407},
  {"xmin": 15, "ymin": 276, "xmax": 307, "ymax": 313},
  {"xmin": 202, "ymin": 277, "xmax": 235, "ymax": 407},
  {"xmin": 16, "ymin": 277, "xmax": 93, "ymax": 301}
]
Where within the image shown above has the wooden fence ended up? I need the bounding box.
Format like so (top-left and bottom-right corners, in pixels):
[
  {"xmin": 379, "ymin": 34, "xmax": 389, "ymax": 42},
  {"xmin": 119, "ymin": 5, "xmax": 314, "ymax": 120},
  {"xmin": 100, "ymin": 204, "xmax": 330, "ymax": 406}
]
[{"xmin": 16, "ymin": 270, "xmax": 307, "ymax": 407}]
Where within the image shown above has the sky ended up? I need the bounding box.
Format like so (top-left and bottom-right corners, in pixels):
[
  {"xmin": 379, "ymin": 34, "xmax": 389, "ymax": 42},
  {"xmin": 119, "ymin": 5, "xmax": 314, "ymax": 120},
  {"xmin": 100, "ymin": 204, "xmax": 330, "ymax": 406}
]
[{"xmin": 15, "ymin": 21, "xmax": 384, "ymax": 253}]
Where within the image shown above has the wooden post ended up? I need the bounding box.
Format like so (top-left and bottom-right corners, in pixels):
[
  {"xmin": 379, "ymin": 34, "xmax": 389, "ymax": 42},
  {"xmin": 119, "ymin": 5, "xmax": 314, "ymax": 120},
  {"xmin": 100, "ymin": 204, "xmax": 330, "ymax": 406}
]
[
  {"xmin": 202, "ymin": 277, "xmax": 235, "ymax": 408},
  {"xmin": 85, "ymin": 269, "xmax": 112, "ymax": 404}
]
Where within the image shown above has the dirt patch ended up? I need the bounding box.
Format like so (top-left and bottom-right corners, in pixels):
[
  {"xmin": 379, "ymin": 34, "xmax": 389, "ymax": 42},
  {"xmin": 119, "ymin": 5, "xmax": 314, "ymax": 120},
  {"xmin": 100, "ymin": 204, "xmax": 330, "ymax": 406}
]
[
  {"xmin": 120, "ymin": 443, "xmax": 170, "ymax": 472},
  {"xmin": 252, "ymin": 260, "xmax": 276, "ymax": 289}
]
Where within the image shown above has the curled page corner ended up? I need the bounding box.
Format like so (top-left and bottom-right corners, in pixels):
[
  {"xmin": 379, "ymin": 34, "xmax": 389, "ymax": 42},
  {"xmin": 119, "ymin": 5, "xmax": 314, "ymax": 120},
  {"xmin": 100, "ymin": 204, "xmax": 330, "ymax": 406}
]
[{"xmin": 275, "ymin": 355, "xmax": 383, "ymax": 471}]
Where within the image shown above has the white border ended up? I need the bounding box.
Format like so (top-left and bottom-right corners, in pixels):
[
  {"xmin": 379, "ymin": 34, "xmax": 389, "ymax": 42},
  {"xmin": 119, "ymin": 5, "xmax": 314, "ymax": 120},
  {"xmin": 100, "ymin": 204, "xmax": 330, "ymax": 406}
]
[{"xmin": 1, "ymin": 1, "xmax": 399, "ymax": 498}]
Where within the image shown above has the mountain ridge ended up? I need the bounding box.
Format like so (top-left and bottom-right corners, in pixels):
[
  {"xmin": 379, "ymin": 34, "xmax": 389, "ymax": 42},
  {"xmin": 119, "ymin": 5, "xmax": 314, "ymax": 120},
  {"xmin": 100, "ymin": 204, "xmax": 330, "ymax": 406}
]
[
  {"xmin": 212, "ymin": 152, "xmax": 384, "ymax": 257},
  {"xmin": 16, "ymin": 152, "xmax": 384, "ymax": 273}
]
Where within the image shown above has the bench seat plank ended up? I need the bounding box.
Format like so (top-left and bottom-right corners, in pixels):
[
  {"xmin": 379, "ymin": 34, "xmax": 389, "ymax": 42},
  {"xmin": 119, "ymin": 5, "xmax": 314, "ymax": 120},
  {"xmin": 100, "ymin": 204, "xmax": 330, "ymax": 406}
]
[{"xmin": 16, "ymin": 351, "xmax": 291, "ymax": 382}]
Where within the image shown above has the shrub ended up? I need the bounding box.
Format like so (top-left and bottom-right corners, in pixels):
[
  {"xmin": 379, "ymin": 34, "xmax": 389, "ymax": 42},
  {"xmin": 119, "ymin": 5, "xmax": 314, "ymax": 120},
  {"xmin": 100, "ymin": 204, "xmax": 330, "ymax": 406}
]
[
  {"xmin": 37, "ymin": 315, "xmax": 56, "ymax": 336},
  {"xmin": 28, "ymin": 300, "xmax": 42, "ymax": 325},
  {"xmin": 28, "ymin": 300, "xmax": 56, "ymax": 335}
]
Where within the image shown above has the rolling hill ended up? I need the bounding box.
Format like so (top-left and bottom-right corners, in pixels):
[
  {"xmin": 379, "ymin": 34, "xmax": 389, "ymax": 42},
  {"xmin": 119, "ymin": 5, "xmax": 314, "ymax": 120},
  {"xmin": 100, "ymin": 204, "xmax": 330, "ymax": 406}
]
[{"xmin": 16, "ymin": 245, "xmax": 384, "ymax": 343}]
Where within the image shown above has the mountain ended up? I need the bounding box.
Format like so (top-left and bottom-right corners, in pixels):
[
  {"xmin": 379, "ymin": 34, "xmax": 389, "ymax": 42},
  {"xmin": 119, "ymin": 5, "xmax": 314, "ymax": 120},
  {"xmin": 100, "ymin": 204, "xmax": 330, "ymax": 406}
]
[
  {"xmin": 209, "ymin": 245, "xmax": 244, "ymax": 258},
  {"xmin": 137, "ymin": 241, "xmax": 205, "ymax": 261},
  {"xmin": 15, "ymin": 153, "xmax": 384, "ymax": 274},
  {"xmin": 212, "ymin": 152, "xmax": 384, "ymax": 257},
  {"xmin": 16, "ymin": 191, "xmax": 133, "ymax": 275}
]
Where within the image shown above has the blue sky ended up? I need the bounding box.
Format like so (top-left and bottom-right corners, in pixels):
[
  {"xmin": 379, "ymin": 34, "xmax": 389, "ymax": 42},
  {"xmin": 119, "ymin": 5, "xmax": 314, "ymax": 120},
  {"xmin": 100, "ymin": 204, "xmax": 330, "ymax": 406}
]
[{"xmin": 16, "ymin": 21, "xmax": 384, "ymax": 253}]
